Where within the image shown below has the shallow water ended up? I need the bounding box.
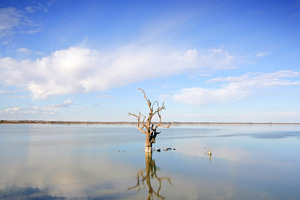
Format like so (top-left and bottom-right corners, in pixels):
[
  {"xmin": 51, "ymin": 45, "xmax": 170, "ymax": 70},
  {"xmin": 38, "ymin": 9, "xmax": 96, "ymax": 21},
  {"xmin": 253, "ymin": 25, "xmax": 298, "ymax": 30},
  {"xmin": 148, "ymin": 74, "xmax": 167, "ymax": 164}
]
[{"xmin": 0, "ymin": 124, "xmax": 300, "ymax": 199}]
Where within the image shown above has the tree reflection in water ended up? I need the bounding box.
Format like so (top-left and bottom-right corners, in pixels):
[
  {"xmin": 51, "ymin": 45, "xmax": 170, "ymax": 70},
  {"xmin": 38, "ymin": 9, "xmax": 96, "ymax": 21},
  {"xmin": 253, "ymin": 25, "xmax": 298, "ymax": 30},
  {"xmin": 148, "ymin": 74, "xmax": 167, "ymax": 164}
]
[{"xmin": 128, "ymin": 153, "xmax": 172, "ymax": 200}]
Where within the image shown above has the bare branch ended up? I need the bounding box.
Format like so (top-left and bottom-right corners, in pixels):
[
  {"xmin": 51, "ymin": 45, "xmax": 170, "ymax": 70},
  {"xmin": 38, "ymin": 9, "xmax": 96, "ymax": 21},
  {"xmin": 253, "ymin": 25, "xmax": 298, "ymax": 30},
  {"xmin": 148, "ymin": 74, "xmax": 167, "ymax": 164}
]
[
  {"xmin": 138, "ymin": 88, "xmax": 152, "ymax": 113},
  {"xmin": 137, "ymin": 127, "xmax": 147, "ymax": 134},
  {"xmin": 128, "ymin": 112, "xmax": 147, "ymax": 134},
  {"xmin": 128, "ymin": 112, "xmax": 139, "ymax": 118},
  {"xmin": 154, "ymin": 110, "xmax": 172, "ymax": 129},
  {"xmin": 151, "ymin": 100, "xmax": 159, "ymax": 111},
  {"xmin": 138, "ymin": 88, "xmax": 147, "ymax": 100},
  {"xmin": 159, "ymin": 122, "xmax": 173, "ymax": 129},
  {"xmin": 152, "ymin": 102, "xmax": 166, "ymax": 116},
  {"xmin": 128, "ymin": 112, "xmax": 141, "ymax": 127},
  {"xmin": 154, "ymin": 111, "xmax": 162, "ymax": 130},
  {"xmin": 140, "ymin": 112, "xmax": 146, "ymax": 123}
]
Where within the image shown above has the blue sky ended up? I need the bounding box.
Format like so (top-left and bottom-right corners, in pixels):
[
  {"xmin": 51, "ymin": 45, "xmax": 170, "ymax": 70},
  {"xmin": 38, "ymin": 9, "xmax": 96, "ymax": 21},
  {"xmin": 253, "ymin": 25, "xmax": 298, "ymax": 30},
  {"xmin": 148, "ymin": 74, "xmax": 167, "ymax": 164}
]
[{"xmin": 0, "ymin": 0, "xmax": 300, "ymax": 122}]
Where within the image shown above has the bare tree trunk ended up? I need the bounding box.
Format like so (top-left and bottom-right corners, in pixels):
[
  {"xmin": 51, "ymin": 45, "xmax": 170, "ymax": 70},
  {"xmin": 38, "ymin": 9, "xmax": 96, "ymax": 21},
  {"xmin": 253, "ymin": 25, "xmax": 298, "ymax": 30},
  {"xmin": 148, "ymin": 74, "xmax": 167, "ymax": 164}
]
[
  {"xmin": 145, "ymin": 133, "xmax": 152, "ymax": 152},
  {"xmin": 128, "ymin": 89, "xmax": 172, "ymax": 153}
]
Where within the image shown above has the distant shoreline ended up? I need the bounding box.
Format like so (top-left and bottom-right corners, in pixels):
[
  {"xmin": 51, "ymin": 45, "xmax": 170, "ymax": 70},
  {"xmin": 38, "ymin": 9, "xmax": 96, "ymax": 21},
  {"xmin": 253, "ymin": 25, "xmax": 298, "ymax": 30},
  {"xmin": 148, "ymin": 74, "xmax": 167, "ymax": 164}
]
[{"xmin": 1, "ymin": 120, "xmax": 300, "ymax": 125}]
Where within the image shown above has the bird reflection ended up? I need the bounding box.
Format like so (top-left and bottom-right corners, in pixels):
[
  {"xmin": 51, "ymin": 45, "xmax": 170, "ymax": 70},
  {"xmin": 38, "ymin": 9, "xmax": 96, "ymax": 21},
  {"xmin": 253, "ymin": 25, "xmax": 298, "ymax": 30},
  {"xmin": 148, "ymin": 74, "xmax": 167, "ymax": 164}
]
[{"xmin": 128, "ymin": 153, "xmax": 172, "ymax": 200}]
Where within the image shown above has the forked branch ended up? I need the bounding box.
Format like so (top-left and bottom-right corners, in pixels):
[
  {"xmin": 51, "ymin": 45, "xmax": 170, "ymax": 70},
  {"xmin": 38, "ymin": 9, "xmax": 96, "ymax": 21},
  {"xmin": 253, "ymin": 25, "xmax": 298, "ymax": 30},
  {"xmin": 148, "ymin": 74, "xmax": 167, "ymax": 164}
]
[
  {"xmin": 155, "ymin": 110, "xmax": 173, "ymax": 129},
  {"xmin": 128, "ymin": 112, "xmax": 147, "ymax": 134}
]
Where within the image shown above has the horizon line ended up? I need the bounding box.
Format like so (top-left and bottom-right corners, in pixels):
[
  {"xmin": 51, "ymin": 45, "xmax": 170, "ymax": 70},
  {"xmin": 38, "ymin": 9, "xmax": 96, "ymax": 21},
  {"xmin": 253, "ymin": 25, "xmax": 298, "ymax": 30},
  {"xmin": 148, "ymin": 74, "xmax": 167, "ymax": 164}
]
[{"xmin": 1, "ymin": 120, "xmax": 300, "ymax": 125}]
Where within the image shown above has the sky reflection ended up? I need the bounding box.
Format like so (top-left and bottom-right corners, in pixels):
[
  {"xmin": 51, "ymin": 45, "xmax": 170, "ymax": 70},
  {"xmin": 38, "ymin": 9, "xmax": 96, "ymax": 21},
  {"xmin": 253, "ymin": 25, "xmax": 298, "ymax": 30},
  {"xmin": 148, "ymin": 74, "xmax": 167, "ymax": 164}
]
[{"xmin": 0, "ymin": 124, "xmax": 300, "ymax": 199}]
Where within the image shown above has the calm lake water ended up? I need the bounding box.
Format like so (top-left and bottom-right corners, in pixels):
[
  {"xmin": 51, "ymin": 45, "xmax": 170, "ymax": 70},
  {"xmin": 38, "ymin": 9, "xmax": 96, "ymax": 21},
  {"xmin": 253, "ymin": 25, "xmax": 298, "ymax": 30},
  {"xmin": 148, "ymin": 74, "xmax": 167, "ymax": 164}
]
[{"xmin": 0, "ymin": 124, "xmax": 300, "ymax": 200}]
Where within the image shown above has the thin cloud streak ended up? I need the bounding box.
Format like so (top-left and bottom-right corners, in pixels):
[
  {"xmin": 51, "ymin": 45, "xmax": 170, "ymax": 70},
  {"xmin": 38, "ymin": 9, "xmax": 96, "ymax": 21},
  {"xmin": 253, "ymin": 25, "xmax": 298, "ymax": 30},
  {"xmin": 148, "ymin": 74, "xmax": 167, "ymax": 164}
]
[
  {"xmin": 17, "ymin": 48, "xmax": 32, "ymax": 54},
  {"xmin": 0, "ymin": 6, "xmax": 44, "ymax": 40},
  {"xmin": 256, "ymin": 52, "xmax": 268, "ymax": 57},
  {"xmin": 0, "ymin": 7, "xmax": 21, "ymax": 38},
  {"xmin": 171, "ymin": 71, "xmax": 300, "ymax": 106},
  {"xmin": 0, "ymin": 100, "xmax": 73, "ymax": 116}
]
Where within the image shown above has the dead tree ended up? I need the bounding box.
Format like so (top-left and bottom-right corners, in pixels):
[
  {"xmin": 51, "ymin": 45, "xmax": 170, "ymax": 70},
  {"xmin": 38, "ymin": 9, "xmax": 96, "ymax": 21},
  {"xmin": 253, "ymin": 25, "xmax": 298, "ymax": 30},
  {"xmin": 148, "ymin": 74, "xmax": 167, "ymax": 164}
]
[{"xmin": 128, "ymin": 88, "xmax": 172, "ymax": 152}]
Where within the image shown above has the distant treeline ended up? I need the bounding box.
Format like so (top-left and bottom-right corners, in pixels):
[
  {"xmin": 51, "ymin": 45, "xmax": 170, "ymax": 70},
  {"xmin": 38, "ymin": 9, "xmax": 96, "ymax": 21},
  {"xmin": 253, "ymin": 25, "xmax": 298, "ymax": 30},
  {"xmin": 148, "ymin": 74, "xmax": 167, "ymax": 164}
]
[
  {"xmin": 0, "ymin": 120, "xmax": 300, "ymax": 125},
  {"xmin": 0, "ymin": 120, "xmax": 136, "ymax": 125}
]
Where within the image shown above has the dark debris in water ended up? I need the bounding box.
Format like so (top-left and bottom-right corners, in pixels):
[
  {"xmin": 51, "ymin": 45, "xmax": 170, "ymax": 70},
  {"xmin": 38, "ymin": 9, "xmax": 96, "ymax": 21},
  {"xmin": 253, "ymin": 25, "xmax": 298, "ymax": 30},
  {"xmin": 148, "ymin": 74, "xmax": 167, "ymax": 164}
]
[{"xmin": 117, "ymin": 147, "xmax": 176, "ymax": 152}]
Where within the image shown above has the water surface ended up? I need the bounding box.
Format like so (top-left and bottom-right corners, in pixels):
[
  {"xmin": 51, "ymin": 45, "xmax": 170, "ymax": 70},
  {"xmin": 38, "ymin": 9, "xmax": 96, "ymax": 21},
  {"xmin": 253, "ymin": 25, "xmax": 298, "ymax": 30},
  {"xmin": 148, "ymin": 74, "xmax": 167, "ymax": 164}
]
[{"xmin": 0, "ymin": 124, "xmax": 300, "ymax": 199}]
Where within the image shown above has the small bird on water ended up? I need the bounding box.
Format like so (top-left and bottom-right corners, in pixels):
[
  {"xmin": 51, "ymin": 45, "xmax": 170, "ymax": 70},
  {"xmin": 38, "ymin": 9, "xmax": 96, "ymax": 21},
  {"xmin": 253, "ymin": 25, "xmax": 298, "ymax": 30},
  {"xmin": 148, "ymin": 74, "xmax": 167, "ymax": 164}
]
[{"xmin": 207, "ymin": 148, "xmax": 212, "ymax": 156}]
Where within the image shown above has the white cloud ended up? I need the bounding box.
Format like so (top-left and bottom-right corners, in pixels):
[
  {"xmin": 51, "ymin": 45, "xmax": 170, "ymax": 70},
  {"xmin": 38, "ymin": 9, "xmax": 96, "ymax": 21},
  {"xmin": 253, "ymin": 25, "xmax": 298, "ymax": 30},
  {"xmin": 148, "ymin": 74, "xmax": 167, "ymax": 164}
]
[
  {"xmin": 208, "ymin": 71, "xmax": 300, "ymax": 87},
  {"xmin": 256, "ymin": 52, "xmax": 268, "ymax": 57},
  {"xmin": 26, "ymin": 2, "xmax": 49, "ymax": 13},
  {"xmin": 172, "ymin": 71, "xmax": 300, "ymax": 106},
  {"xmin": 179, "ymin": 49, "xmax": 198, "ymax": 61},
  {"xmin": 173, "ymin": 86, "xmax": 248, "ymax": 106},
  {"xmin": 52, "ymin": 99, "xmax": 73, "ymax": 108},
  {"xmin": 17, "ymin": 48, "xmax": 32, "ymax": 54},
  {"xmin": 20, "ymin": 27, "xmax": 44, "ymax": 35},
  {"xmin": 35, "ymin": 51, "xmax": 45, "ymax": 55},
  {"xmin": 26, "ymin": 6, "xmax": 35, "ymax": 13},
  {"xmin": 0, "ymin": 106, "xmax": 55, "ymax": 115},
  {"xmin": 16, "ymin": 48, "xmax": 45, "ymax": 55},
  {"xmin": 0, "ymin": 46, "xmax": 236, "ymax": 99},
  {"xmin": 0, "ymin": 100, "xmax": 74, "ymax": 116}
]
